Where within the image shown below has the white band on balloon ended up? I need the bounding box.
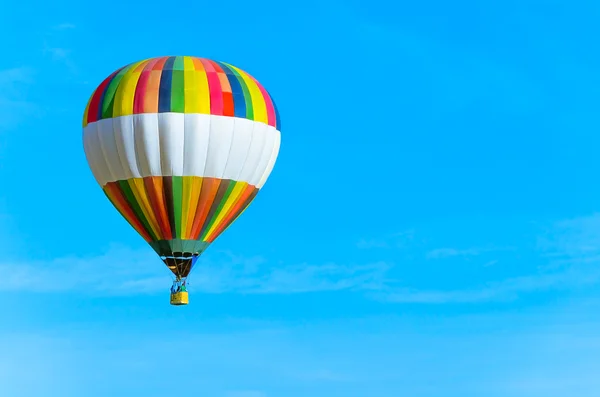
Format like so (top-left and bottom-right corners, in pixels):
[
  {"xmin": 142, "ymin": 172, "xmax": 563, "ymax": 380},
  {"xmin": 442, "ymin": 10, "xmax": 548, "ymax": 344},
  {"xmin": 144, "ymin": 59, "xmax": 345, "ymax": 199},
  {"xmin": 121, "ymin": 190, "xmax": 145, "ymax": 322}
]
[{"xmin": 83, "ymin": 113, "xmax": 281, "ymax": 189}]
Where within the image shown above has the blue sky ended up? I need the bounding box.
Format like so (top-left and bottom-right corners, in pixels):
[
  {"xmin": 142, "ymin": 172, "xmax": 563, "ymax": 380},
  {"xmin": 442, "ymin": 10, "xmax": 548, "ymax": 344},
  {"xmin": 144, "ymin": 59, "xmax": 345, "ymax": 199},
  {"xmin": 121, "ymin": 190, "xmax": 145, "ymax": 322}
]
[{"xmin": 2, "ymin": 0, "xmax": 600, "ymax": 396}]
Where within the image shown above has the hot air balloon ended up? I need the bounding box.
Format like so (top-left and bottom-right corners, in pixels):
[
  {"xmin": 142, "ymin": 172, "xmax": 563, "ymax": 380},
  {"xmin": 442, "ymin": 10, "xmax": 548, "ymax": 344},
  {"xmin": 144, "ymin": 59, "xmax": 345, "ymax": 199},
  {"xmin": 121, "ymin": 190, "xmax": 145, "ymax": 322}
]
[{"xmin": 82, "ymin": 56, "xmax": 281, "ymax": 305}]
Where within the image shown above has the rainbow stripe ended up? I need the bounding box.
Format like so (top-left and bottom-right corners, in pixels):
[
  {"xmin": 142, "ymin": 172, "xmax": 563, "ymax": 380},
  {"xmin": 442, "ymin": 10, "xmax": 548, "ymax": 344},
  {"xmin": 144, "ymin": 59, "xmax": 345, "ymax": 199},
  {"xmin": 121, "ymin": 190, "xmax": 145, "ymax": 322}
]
[
  {"xmin": 103, "ymin": 176, "xmax": 259, "ymax": 257},
  {"xmin": 82, "ymin": 56, "xmax": 280, "ymax": 130}
]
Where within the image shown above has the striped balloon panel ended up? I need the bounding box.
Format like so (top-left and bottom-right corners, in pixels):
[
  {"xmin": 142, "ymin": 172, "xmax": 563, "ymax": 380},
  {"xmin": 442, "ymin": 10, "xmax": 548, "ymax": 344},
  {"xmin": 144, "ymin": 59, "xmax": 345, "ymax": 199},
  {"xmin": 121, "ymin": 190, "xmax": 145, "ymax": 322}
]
[
  {"xmin": 103, "ymin": 176, "xmax": 258, "ymax": 256},
  {"xmin": 82, "ymin": 56, "xmax": 280, "ymax": 131}
]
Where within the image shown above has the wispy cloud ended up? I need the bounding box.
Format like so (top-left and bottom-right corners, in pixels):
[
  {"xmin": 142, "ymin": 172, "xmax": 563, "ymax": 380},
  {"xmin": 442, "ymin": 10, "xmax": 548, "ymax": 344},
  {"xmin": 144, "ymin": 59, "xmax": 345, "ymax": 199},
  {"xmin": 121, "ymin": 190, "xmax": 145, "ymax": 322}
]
[
  {"xmin": 5, "ymin": 215, "xmax": 600, "ymax": 304},
  {"xmin": 426, "ymin": 245, "xmax": 514, "ymax": 259},
  {"xmin": 356, "ymin": 238, "xmax": 389, "ymax": 249},
  {"xmin": 226, "ymin": 392, "xmax": 267, "ymax": 397},
  {"xmin": 43, "ymin": 42, "xmax": 76, "ymax": 73},
  {"xmin": 426, "ymin": 247, "xmax": 483, "ymax": 259},
  {"xmin": 0, "ymin": 67, "xmax": 38, "ymax": 130},
  {"xmin": 0, "ymin": 245, "xmax": 391, "ymax": 296},
  {"xmin": 53, "ymin": 23, "xmax": 76, "ymax": 30},
  {"xmin": 357, "ymin": 230, "xmax": 416, "ymax": 250},
  {"xmin": 537, "ymin": 213, "xmax": 600, "ymax": 258},
  {"xmin": 43, "ymin": 24, "xmax": 78, "ymax": 74},
  {"xmin": 4, "ymin": 308, "xmax": 600, "ymax": 397},
  {"xmin": 381, "ymin": 265, "xmax": 600, "ymax": 304},
  {"xmin": 44, "ymin": 45, "xmax": 71, "ymax": 61},
  {"xmin": 0, "ymin": 67, "xmax": 34, "ymax": 86},
  {"xmin": 381, "ymin": 214, "xmax": 600, "ymax": 303}
]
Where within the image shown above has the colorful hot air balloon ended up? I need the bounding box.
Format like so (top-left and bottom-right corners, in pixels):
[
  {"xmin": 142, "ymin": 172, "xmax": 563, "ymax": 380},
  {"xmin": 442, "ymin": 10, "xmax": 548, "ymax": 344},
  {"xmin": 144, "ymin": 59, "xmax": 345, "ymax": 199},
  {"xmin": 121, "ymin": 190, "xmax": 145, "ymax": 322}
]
[{"xmin": 82, "ymin": 56, "xmax": 281, "ymax": 305}]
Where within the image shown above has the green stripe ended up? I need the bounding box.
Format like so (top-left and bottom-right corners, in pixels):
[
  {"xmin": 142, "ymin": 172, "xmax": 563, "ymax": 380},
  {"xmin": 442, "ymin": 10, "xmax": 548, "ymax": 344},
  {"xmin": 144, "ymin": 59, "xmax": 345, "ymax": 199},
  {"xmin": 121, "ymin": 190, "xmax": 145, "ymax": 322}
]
[
  {"xmin": 200, "ymin": 180, "xmax": 237, "ymax": 240},
  {"xmin": 226, "ymin": 64, "xmax": 254, "ymax": 120},
  {"xmin": 170, "ymin": 70, "xmax": 185, "ymax": 112},
  {"xmin": 118, "ymin": 180, "xmax": 158, "ymax": 241},
  {"xmin": 101, "ymin": 64, "xmax": 135, "ymax": 119},
  {"xmin": 173, "ymin": 56, "xmax": 185, "ymax": 70},
  {"xmin": 172, "ymin": 176, "xmax": 184, "ymax": 238}
]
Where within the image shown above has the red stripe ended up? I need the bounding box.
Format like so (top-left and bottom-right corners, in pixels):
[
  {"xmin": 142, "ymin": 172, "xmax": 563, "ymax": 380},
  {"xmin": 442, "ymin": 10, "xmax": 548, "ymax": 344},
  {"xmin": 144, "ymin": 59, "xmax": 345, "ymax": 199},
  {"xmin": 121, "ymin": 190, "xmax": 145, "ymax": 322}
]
[
  {"xmin": 210, "ymin": 61, "xmax": 234, "ymax": 116},
  {"xmin": 152, "ymin": 56, "xmax": 169, "ymax": 70},
  {"xmin": 189, "ymin": 178, "xmax": 221, "ymax": 239},
  {"xmin": 222, "ymin": 92, "xmax": 234, "ymax": 117},
  {"xmin": 199, "ymin": 59, "xmax": 223, "ymax": 115},
  {"xmin": 133, "ymin": 58, "xmax": 161, "ymax": 113},
  {"xmin": 209, "ymin": 60, "xmax": 225, "ymax": 73}
]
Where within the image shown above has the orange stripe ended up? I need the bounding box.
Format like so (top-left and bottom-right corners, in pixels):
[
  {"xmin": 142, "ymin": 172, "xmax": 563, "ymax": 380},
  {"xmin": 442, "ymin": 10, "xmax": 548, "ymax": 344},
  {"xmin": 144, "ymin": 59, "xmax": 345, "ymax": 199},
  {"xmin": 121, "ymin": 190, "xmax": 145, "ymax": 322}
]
[
  {"xmin": 143, "ymin": 176, "xmax": 172, "ymax": 240},
  {"xmin": 184, "ymin": 177, "xmax": 203, "ymax": 239},
  {"xmin": 218, "ymin": 72, "xmax": 231, "ymax": 92},
  {"xmin": 190, "ymin": 178, "xmax": 221, "ymax": 240},
  {"xmin": 143, "ymin": 70, "xmax": 162, "ymax": 113},
  {"xmin": 192, "ymin": 57, "xmax": 205, "ymax": 72},
  {"xmin": 133, "ymin": 60, "xmax": 149, "ymax": 73},
  {"xmin": 141, "ymin": 57, "xmax": 168, "ymax": 113}
]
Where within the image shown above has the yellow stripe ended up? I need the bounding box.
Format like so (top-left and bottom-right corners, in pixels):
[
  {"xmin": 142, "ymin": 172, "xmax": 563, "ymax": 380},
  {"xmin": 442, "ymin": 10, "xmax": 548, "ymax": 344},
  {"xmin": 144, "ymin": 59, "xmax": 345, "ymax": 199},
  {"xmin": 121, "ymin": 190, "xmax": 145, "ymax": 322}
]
[
  {"xmin": 183, "ymin": 56, "xmax": 195, "ymax": 72},
  {"xmin": 229, "ymin": 65, "xmax": 268, "ymax": 123},
  {"xmin": 184, "ymin": 177, "xmax": 203, "ymax": 239},
  {"xmin": 184, "ymin": 57, "xmax": 210, "ymax": 114},
  {"xmin": 180, "ymin": 176, "xmax": 194, "ymax": 239},
  {"xmin": 127, "ymin": 179, "xmax": 162, "ymax": 239},
  {"xmin": 183, "ymin": 57, "xmax": 200, "ymax": 113},
  {"xmin": 196, "ymin": 68, "xmax": 210, "ymax": 114},
  {"xmin": 113, "ymin": 60, "xmax": 147, "ymax": 117},
  {"xmin": 204, "ymin": 182, "xmax": 247, "ymax": 240}
]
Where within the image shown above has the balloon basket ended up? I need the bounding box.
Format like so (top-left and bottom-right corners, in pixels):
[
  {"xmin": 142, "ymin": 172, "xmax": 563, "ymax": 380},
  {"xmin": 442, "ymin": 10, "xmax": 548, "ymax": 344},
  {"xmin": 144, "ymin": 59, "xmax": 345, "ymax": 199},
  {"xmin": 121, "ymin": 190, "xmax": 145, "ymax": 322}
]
[{"xmin": 170, "ymin": 291, "xmax": 189, "ymax": 306}]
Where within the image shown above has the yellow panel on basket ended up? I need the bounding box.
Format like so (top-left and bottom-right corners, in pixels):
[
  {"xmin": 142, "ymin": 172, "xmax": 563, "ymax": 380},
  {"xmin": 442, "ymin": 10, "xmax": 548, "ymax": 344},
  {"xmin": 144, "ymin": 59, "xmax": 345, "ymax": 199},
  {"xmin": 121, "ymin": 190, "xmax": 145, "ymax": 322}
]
[{"xmin": 170, "ymin": 291, "xmax": 189, "ymax": 305}]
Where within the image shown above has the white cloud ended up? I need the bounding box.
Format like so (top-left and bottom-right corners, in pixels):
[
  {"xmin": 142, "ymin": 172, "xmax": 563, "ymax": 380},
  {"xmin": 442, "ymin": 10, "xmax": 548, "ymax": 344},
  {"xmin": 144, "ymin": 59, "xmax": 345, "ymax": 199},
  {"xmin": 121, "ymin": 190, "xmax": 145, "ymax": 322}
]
[
  {"xmin": 381, "ymin": 267, "xmax": 600, "ymax": 304},
  {"xmin": 4, "ymin": 308, "xmax": 600, "ymax": 397},
  {"xmin": 426, "ymin": 245, "xmax": 513, "ymax": 259},
  {"xmin": 43, "ymin": 24, "xmax": 78, "ymax": 74},
  {"xmin": 356, "ymin": 238, "xmax": 389, "ymax": 249},
  {"xmin": 0, "ymin": 67, "xmax": 34, "ymax": 86},
  {"xmin": 0, "ymin": 245, "xmax": 391, "ymax": 296},
  {"xmin": 426, "ymin": 247, "xmax": 483, "ymax": 259},
  {"xmin": 42, "ymin": 42, "xmax": 76, "ymax": 73},
  {"xmin": 0, "ymin": 67, "xmax": 37, "ymax": 130},
  {"xmin": 44, "ymin": 46, "xmax": 70, "ymax": 61},
  {"xmin": 357, "ymin": 230, "xmax": 417, "ymax": 250},
  {"xmin": 226, "ymin": 392, "xmax": 267, "ymax": 397},
  {"xmin": 537, "ymin": 213, "xmax": 600, "ymax": 258},
  {"xmin": 54, "ymin": 23, "xmax": 76, "ymax": 30},
  {"xmin": 382, "ymin": 214, "xmax": 600, "ymax": 303},
  {"xmin": 4, "ymin": 214, "xmax": 600, "ymax": 304}
]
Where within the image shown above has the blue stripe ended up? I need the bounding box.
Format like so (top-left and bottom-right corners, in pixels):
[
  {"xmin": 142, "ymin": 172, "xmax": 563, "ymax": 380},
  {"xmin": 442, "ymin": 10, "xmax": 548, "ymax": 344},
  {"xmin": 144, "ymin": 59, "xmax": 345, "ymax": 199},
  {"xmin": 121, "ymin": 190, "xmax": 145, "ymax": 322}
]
[
  {"xmin": 97, "ymin": 66, "xmax": 126, "ymax": 120},
  {"xmin": 220, "ymin": 62, "xmax": 254, "ymax": 119},
  {"xmin": 272, "ymin": 95, "xmax": 281, "ymax": 131},
  {"xmin": 158, "ymin": 57, "xmax": 176, "ymax": 113}
]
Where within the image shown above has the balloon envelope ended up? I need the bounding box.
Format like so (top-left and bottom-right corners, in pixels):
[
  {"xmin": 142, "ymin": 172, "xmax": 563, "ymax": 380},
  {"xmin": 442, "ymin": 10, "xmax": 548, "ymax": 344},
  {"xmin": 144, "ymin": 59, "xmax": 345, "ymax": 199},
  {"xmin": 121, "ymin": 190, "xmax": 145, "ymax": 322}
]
[{"xmin": 82, "ymin": 56, "xmax": 281, "ymax": 278}]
